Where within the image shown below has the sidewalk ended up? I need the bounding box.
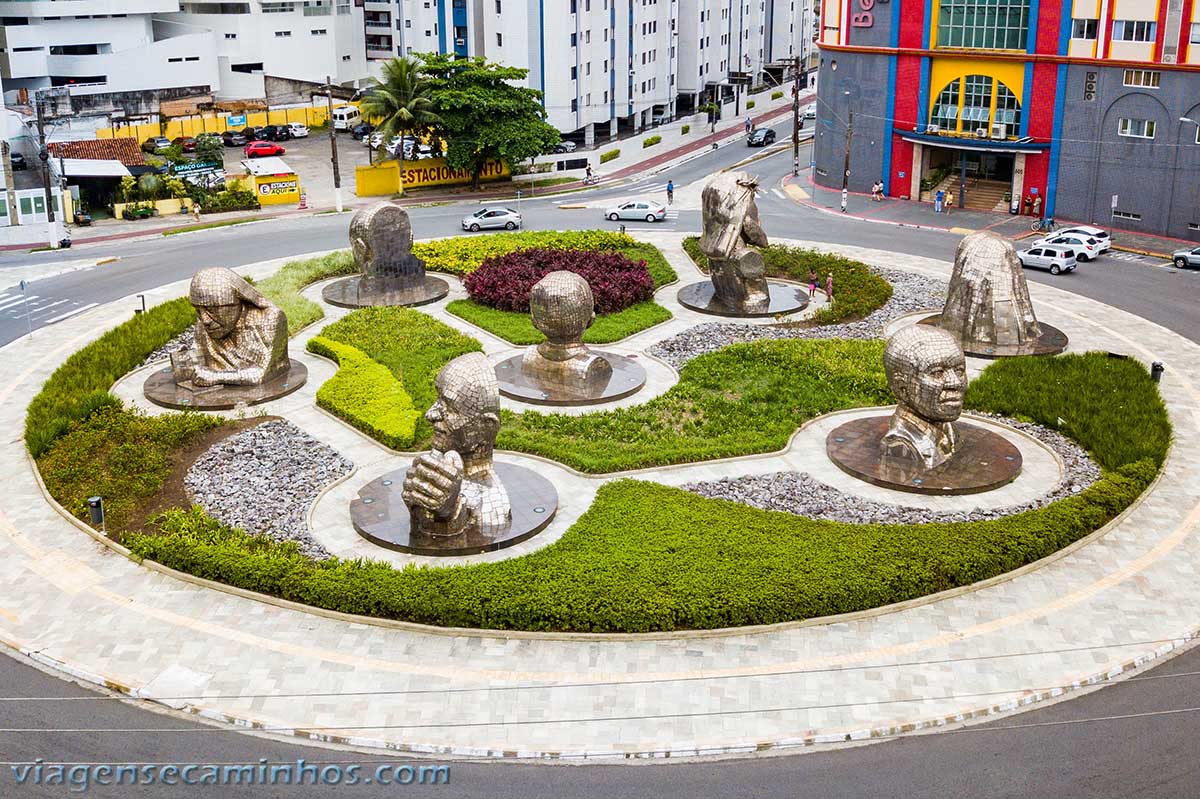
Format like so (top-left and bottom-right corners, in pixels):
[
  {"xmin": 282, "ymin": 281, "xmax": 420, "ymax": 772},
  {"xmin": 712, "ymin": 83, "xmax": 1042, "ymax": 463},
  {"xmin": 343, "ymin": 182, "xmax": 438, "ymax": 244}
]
[{"xmin": 782, "ymin": 173, "xmax": 1194, "ymax": 257}]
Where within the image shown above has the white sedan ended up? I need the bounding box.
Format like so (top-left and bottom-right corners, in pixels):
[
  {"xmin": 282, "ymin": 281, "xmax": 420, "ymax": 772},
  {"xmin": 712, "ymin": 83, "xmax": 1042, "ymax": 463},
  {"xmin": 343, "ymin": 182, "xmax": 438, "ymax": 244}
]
[
  {"xmin": 1057, "ymin": 224, "xmax": 1111, "ymax": 253},
  {"xmin": 605, "ymin": 199, "xmax": 667, "ymax": 223},
  {"xmin": 461, "ymin": 207, "xmax": 522, "ymax": 231},
  {"xmin": 1034, "ymin": 233, "xmax": 1104, "ymax": 262}
]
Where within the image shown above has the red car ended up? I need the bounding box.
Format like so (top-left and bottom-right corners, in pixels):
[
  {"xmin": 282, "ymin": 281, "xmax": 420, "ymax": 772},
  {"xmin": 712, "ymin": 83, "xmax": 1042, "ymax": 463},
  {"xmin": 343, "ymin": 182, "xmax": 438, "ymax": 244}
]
[
  {"xmin": 172, "ymin": 136, "xmax": 197, "ymax": 153},
  {"xmin": 244, "ymin": 141, "xmax": 285, "ymax": 158}
]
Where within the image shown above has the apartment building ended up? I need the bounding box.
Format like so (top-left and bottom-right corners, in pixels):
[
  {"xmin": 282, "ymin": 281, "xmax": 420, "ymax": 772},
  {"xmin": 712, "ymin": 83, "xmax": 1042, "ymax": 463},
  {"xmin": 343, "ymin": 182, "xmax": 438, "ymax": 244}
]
[{"xmin": 813, "ymin": 0, "xmax": 1200, "ymax": 239}]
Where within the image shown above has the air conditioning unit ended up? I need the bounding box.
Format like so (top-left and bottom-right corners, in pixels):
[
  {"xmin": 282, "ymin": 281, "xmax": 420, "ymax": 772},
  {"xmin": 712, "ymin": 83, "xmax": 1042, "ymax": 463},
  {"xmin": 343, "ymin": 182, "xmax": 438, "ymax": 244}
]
[
  {"xmin": 991, "ymin": 123, "xmax": 1006, "ymax": 139},
  {"xmin": 455, "ymin": 38, "xmax": 465, "ymax": 45},
  {"xmin": 974, "ymin": 127, "xmax": 988, "ymax": 138},
  {"xmin": 924, "ymin": 123, "xmax": 939, "ymax": 134}
]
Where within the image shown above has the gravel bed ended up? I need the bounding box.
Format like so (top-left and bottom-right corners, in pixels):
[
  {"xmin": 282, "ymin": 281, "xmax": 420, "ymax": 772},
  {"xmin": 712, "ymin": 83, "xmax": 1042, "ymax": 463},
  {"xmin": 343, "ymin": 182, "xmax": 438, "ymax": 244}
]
[
  {"xmin": 141, "ymin": 328, "xmax": 195, "ymax": 367},
  {"xmin": 683, "ymin": 415, "xmax": 1101, "ymax": 524},
  {"xmin": 185, "ymin": 420, "xmax": 353, "ymax": 559},
  {"xmin": 650, "ymin": 268, "xmax": 948, "ymax": 369}
]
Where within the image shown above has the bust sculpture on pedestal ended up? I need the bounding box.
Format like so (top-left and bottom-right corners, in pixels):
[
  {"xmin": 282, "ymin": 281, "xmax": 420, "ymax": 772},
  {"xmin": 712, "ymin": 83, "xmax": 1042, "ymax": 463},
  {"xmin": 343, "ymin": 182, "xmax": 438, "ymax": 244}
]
[
  {"xmin": 880, "ymin": 325, "xmax": 967, "ymax": 470},
  {"xmin": 144, "ymin": 267, "xmax": 307, "ymax": 409},
  {"xmin": 322, "ymin": 201, "xmax": 449, "ymax": 308},
  {"xmin": 677, "ymin": 171, "xmax": 808, "ymax": 317}
]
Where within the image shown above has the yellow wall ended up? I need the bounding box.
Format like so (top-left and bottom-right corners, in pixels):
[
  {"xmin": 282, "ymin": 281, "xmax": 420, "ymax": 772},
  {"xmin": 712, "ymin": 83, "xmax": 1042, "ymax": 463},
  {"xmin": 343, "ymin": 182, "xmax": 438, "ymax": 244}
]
[
  {"xmin": 253, "ymin": 173, "xmax": 301, "ymax": 205},
  {"xmin": 355, "ymin": 158, "xmax": 512, "ymax": 196},
  {"xmin": 355, "ymin": 161, "xmax": 401, "ymax": 196},
  {"xmin": 96, "ymin": 105, "xmax": 332, "ymax": 140},
  {"xmin": 112, "ymin": 198, "xmax": 191, "ymax": 217}
]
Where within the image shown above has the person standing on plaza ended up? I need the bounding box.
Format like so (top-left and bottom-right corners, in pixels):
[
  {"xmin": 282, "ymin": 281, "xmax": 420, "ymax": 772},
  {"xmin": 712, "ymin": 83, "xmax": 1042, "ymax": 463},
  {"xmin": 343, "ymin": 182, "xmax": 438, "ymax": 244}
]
[
  {"xmin": 666, "ymin": 180, "xmax": 674, "ymax": 205},
  {"xmin": 945, "ymin": 188, "xmax": 954, "ymax": 215},
  {"xmin": 192, "ymin": 203, "xmax": 201, "ymax": 222},
  {"xmin": 807, "ymin": 268, "xmax": 819, "ymax": 297},
  {"xmin": 825, "ymin": 272, "xmax": 834, "ymax": 305},
  {"xmin": 935, "ymin": 188, "xmax": 945, "ymax": 214}
]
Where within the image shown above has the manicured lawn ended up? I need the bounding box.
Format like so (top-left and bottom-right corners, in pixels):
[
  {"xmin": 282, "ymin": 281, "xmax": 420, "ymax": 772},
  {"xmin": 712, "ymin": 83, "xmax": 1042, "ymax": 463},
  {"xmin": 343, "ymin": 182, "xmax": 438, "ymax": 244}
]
[{"xmin": 447, "ymin": 298, "xmax": 671, "ymax": 345}]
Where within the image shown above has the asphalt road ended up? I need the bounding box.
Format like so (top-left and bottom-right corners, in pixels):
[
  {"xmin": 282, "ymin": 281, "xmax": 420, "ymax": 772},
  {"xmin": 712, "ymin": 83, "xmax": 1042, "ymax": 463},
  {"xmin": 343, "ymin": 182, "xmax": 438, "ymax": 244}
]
[{"xmin": 3, "ymin": 121, "xmax": 1200, "ymax": 797}]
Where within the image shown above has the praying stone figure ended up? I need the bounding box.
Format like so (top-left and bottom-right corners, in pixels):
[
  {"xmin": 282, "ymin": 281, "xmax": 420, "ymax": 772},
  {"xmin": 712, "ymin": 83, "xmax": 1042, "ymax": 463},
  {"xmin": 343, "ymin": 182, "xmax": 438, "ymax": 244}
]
[
  {"xmin": 401, "ymin": 352, "xmax": 511, "ymax": 538},
  {"xmin": 880, "ymin": 325, "xmax": 967, "ymax": 471},
  {"xmin": 171, "ymin": 267, "xmax": 289, "ymax": 387},
  {"xmin": 937, "ymin": 230, "xmax": 1065, "ymax": 356},
  {"xmin": 520, "ymin": 271, "xmax": 613, "ymax": 388},
  {"xmin": 699, "ymin": 170, "xmax": 771, "ymax": 313}
]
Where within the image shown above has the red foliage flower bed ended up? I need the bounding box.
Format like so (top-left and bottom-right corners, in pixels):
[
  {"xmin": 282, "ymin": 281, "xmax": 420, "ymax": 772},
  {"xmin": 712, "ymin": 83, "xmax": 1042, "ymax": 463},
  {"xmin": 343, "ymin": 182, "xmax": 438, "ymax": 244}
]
[{"xmin": 463, "ymin": 248, "xmax": 655, "ymax": 313}]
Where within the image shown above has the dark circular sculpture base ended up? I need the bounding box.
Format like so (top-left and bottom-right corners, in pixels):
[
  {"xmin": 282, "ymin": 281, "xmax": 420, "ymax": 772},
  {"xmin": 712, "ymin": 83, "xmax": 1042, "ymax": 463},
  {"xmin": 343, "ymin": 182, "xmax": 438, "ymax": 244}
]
[
  {"xmin": 494, "ymin": 352, "xmax": 647, "ymax": 406},
  {"xmin": 676, "ymin": 281, "xmax": 809, "ymax": 318},
  {"xmin": 351, "ymin": 462, "xmax": 558, "ymax": 556},
  {"xmin": 920, "ymin": 314, "xmax": 1069, "ymax": 358},
  {"xmin": 143, "ymin": 359, "xmax": 308, "ymax": 410},
  {"xmin": 826, "ymin": 416, "xmax": 1023, "ymax": 495},
  {"xmin": 322, "ymin": 275, "xmax": 449, "ymax": 309}
]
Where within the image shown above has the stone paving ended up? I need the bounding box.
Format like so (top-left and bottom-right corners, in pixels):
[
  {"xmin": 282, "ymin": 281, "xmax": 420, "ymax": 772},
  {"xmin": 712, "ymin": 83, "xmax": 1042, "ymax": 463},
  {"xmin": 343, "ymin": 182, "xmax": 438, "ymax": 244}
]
[{"xmin": 1, "ymin": 234, "xmax": 1198, "ymax": 759}]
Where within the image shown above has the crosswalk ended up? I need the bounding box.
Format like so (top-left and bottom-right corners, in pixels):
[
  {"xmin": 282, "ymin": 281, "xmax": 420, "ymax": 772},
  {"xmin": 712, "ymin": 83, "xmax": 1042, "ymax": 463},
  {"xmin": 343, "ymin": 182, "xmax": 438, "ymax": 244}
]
[{"xmin": 0, "ymin": 290, "xmax": 98, "ymax": 328}]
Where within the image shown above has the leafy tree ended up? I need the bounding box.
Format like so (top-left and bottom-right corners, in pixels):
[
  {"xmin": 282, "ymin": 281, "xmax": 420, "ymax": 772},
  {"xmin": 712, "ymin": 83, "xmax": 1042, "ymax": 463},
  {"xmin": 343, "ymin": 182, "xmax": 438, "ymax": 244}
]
[
  {"xmin": 195, "ymin": 134, "xmax": 224, "ymax": 164},
  {"xmin": 417, "ymin": 53, "xmax": 560, "ymax": 189},
  {"xmin": 359, "ymin": 56, "xmax": 443, "ymax": 192}
]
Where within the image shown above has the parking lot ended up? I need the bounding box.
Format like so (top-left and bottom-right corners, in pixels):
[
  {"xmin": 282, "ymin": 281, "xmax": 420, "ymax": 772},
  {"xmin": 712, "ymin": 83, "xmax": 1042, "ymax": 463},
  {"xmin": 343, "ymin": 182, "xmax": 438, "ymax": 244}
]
[{"xmin": 214, "ymin": 128, "xmax": 375, "ymax": 208}]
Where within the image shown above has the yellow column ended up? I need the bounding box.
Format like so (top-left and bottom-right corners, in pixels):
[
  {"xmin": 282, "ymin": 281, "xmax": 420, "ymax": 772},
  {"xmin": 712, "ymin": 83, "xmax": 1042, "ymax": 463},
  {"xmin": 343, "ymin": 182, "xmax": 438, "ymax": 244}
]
[
  {"xmin": 988, "ymin": 77, "xmax": 999, "ymax": 132},
  {"xmin": 955, "ymin": 78, "xmax": 965, "ymax": 133}
]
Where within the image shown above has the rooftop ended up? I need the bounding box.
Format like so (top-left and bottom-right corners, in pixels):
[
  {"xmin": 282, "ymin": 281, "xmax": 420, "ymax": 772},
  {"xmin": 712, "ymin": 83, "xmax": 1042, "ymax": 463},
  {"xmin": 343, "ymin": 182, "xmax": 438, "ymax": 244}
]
[{"xmin": 47, "ymin": 138, "xmax": 146, "ymax": 166}]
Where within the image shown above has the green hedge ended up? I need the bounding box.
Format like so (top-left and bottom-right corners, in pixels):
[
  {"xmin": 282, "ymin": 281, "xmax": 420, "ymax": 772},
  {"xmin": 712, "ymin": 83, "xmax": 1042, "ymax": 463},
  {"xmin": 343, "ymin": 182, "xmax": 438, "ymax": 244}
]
[
  {"xmin": 446, "ymin": 298, "xmax": 672, "ymax": 345},
  {"xmin": 681, "ymin": 124, "xmax": 691, "ymax": 135},
  {"xmin": 256, "ymin": 250, "xmax": 356, "ymax": 335},
  {"xmin": 24, "ymin": 298, "xmax": 196, "ymax": 458},
  {"xmin": 600, "ymin": 149, "xmax": 620, "ymax": 164},
  {"xmin": 746, "ymin": 100, "xmax": 756, "ymax": 110},
  {"xmin": 771, "ymin": 91, "xmax": 784, "ymax": 100},
  {"xmin": 307, "ymin": 337, "xmax": 420, "ymax": 450},
  {"xmin": 642, "ymin": 135, "xmax": 662, "ymax": 148},
  {"xmin": 683, "ymin": 237, "xmax": 893, "ymax": 325},
  {"xmin": 314, "ymin": 307, "xmax": 481, "ymax": 445}
]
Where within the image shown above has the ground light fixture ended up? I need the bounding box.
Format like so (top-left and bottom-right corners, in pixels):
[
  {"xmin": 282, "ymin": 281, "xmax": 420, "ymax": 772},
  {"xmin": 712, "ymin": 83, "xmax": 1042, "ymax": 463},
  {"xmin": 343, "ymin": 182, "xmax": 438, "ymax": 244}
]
[{"xmin": 86, "ymin": 496, "xmax": 105, "ymax": 535}]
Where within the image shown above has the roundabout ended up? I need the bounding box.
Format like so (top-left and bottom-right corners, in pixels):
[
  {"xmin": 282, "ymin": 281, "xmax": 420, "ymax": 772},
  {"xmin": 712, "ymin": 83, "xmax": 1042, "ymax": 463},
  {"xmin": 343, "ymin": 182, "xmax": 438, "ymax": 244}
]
[{"xmin": 0, "ymin": 218, "xmax": 1195, "ymax": 761}]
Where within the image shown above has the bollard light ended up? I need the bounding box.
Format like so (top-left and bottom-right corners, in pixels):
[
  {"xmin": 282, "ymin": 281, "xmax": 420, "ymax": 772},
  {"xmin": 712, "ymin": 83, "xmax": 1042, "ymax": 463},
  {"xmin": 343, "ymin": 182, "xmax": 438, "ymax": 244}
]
[
  {"xmin": 86, "ymin": 496, "xmax": 105, "ymax": 533},
  {"xmin": 1151, "ymin": 361, "xmax": 1164, "ymax": 383}
]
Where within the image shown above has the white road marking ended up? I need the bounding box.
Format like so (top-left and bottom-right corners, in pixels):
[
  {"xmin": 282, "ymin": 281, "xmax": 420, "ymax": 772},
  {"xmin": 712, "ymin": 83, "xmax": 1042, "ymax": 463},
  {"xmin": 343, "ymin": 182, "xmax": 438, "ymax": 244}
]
[
  {"xmin": 0, "ymin": 295, "xmax": 37, "ymax": 311},
  {"xmin": 28, "ymin": 299, "xmax": 71, "ymax": 317},
  {"xmin": 41, "ymin": 302, "xmax": 98, "ymax": 325}
]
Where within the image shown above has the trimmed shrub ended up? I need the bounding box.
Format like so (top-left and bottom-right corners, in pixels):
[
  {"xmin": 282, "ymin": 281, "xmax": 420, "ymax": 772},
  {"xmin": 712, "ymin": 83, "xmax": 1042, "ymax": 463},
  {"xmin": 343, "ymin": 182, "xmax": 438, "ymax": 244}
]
[
  {"xmin": 464, "ymin": 248, "xmax": 655, "ymax": 313},
  {"xmin": 308, "ymin": 337, "xmax": 420, "ymax": 450},
  {"xmin": 447, "ymin": 298, "xmax": 671, "ymax": 345},
  {"xmin": 681, "ymin": 124, "xmax": 691, "ymax": 134},
  {"xmin": 746, "ymin": 100, "xmax": 756, "ymax": 110},
  {"xmin": 600, "ymin": 149, "xmax": 620, "ymax": 164},
  {"xmin": 771, "ymin": 90, "xmax": 784, "ymax": 100},
  {"xmin": 412, "ymin": 230, "xmax": 642, "ymax": 277},
  {"xmin": 642, "ymin": 135, "xmax": 662, "ymax": 148}
]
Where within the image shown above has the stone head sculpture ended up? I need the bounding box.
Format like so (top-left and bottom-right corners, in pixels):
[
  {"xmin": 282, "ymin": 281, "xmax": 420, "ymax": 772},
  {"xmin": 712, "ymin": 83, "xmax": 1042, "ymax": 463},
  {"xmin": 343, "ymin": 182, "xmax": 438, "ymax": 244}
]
[
  {"xmin": 941, "ymin": 231, "xmax": 1042, "ymax": 348},
  {"xmin": 172, "ymin": 267, "xmax": 289, "ymax": 387},
  {"xmin": 348, "ymin": 202, "xmax": 425, "ymax": 283},
  {"xmin": 403, "ymin": 352, "xmax": 511, "ymax": 537},
  {"xmin": 530, "ymin": 271, "xmax": 595, "ymax": 357},
  {"xmin": 699, "ymin": 170, "xmax": 770, "ymax": 311},
  {"xmin": 881, "ymin": 325, "xmax": 968, "ymax": 470}
]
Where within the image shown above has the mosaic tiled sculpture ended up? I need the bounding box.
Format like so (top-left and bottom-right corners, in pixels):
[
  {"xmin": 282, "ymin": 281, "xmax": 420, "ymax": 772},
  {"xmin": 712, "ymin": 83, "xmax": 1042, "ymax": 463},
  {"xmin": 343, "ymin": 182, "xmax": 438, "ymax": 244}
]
[
  {"xmin": 699, "ymin": 171, "xmax": 771, "ymax": 313},
  {"xmin": 348, "ymin": 202, "xmax": 426, "ymax": 284},
  {"xmin": 401, "ymin": 352, "xmax": 511, "ymax": 537},
  {"xmin": 170, "ymin": 267, "xmax": 289, "ymax": 387},
  {"xmin": 881, "ymin": 325, "xmax": 967, "ymax": 470},
  {"xmin": 521, "ymin": 271, "xmax": 613, "ymax": 387},
  {"xmin": 940, "ymin": 231, "xmax": 1042, "ymax": 350}
]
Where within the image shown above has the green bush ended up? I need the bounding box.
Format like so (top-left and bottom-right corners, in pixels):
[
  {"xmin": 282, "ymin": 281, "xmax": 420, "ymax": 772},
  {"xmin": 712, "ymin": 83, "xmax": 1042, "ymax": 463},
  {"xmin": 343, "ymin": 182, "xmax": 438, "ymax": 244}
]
[
  {"xmin": 642, "ymin": 135, "xmax": 662, "ymax": 148},
  {"xmin": 600, "ymin": 149, "xmax": 620, "ymax": 164},
  {"xmin": 24, "ymin": 298, "xmax": 196, "ymax": 458},
  {"xmin": 681, "ymin": 124, "xmax": 691, "ymax": 134},
  {"xmin": 771, "ymin": 91, "xmax": 784, "ymax": 100},
  {"xmin": 315, "ymin": 307, "xmax": 482, "ymax": 445},
  {"xmin": 255, "ymin": 250, "xmax": 357, "ymax": 335},
  {"xmin": 683, "ymin": 237, "xmax": 893, "ymax": 325},
  {"xmin": 447, "ymin": 298, "xmax": 672, "ymax": 345},
  {"xmin": 307, "ymin": 337, "xmax": 420, "ymax": 450},
  {"xmin": 38, "ymin": 407, "xmax": 221, "ymax": 533},
  {"xmin": 746, "ymin": 100, "xmax": 756, "ymax": 110}
]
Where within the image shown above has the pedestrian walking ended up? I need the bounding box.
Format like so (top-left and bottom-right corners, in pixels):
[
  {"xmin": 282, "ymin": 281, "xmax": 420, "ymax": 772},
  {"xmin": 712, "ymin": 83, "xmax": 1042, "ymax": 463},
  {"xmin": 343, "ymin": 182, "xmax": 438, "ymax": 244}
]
[
  {"xmin": 825, "ymin": 272, "xmax": 834, "ymax": 304},
  {"xmin": 934, "ymin": 189, "xmax": 945, "ymax": 214},
  {"xmin": 666, "ymin": 180, "xmax": 674, "ymax": 205},
  {"xmin": 745, "ymin": 115, "xmax": 753, "ymax": 134},
  {"xmin": 945, "ymin": 189, "xmax": 954, "ymax": 215},
  {"xmin": 192, "ymin": 203, "xmax": 201, "ymax": 222},
  {"xmin": 807, "ymin": 269, "xmax": 819, "ymax": 297}
]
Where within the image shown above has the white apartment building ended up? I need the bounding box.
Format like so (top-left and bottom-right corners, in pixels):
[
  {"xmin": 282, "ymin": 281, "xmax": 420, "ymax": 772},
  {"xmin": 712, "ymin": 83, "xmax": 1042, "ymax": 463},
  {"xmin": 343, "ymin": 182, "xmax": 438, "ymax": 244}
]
[{"xmin": 0, "ymin": 0, "xmax": 367, "ymax": 103}]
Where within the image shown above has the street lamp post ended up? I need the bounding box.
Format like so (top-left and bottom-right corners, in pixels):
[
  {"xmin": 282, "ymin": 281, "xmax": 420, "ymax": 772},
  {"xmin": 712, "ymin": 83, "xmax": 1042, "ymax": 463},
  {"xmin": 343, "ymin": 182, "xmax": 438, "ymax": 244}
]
[
  {"xmin": 841, "ymin": 91, "xmax": 853, "ymax": 213},
  {"xmin": 34, "ymin": 96, "xmax": 63, "ymax": 248}
]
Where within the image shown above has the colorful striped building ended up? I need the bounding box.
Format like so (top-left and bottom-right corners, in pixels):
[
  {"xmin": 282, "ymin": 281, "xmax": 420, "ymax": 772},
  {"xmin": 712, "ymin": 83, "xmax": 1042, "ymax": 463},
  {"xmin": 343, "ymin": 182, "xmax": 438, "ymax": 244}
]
[{"xmin": 812, "ymin": 0, "xmax": 1200, "ymax": 238}]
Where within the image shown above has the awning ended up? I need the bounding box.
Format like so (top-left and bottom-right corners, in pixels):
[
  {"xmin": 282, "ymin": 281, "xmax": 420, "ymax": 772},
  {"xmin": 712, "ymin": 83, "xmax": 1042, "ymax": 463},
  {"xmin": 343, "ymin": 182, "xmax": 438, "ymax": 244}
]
[
  {"xmin": 240, "ymin": 156, "xmax": 293, "ymax": 176},
  {"xmin": 894, "ymin": 129, "xmax": 1048, "ymax": 153},
  {"xmin": 60, "ymin": 159, "xmax": 132, "ymax": 178}
]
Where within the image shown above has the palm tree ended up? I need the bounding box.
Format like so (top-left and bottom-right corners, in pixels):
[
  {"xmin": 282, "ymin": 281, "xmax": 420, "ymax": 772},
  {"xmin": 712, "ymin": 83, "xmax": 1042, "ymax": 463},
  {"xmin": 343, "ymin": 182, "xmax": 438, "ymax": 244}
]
[{"xmin": 359, "ymin": 56, "xmax": 442, "ymax": 195}]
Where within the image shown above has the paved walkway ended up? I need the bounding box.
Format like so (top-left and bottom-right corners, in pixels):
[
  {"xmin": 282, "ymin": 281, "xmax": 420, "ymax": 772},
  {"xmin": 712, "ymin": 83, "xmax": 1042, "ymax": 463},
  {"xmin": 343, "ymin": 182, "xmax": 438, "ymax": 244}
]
[{"xmin": 1, "ymin": 235, "xmax": 1198, "ymax": 759}]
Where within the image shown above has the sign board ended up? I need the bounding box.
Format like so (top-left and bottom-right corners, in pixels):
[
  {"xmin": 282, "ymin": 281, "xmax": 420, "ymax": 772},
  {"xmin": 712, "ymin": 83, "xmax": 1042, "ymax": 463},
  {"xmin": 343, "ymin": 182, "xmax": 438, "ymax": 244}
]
[
  {"xmin": 172, "ymin": 160, "xmax": 221, "ymax": 175},
  {"xmin": 400, "ymin": 158, "xmax": 510, "ymax": 189},
  {"xmin": 254, "ymin": 174, "xmax": 300, "ymax": 205},
  {"xmin": 226, "ymin": 114, "xmax": 247, "ymax": 128},
  {"xmin": 1111, "ymin": 194, "xmax": 1119, "ymax": 209}
]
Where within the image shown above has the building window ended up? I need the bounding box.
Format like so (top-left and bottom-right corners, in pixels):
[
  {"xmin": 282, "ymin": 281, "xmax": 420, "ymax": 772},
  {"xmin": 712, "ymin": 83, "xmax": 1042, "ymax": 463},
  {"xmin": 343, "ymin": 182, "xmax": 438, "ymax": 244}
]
[
  {"xmin": 1112, "ymin": 210, "xmax": 1142, "ymax": 221},
  {"xmin": 495, "ymin": 0, "xmax": 501, "ymax": 10},
  {"xmin": 311, "ymin": 28, "xmax": 326, "ymax": 34},
  {"xmin": 1112, "ymin": 20, "xmax": 1156, "ymax": 41},
  {"xmin": 274, "ymin": 30, "xmax": 291, "ymax": 37},
  {"xmin": 1194, "ymin": 126, "xmax": 1200, "ymax": 145},
  {"xmin": 405, "ymin": 19, "xmax": 411, "ymax": 26},
  {"xmin": 1117, "ymin": 118, "xmax": 1156, "ymax": 138},
  {"xmin": 1123, "ymin": 69, "xmax": 1160, "ymax": 88},
  {"xmin": 1191, "ymin": 22, "xmax": 1200, "ymax": 44},
  {"xmin": 930, "ymin": 74, "xmax": 1021, "ymax": 135},
  {"xmin": 570, "ymin": 32, "xmax": 577, "ymax": 46},
  {"xmin": 937, "ymin": 0, "xmax": 1030, "ymax": 49},
  {"xmin": 496, "ymin": 32, "xmax": 502, "ymax": 45},
  {"xmin": 571, "ymin": 66, "xmax": 577, "ymax": 79},
  {"xmin": 1071, "ymin": 18, "xmax": 1098, "ymax": 39},
  {"xmin": 571, "ymin": 98, "xmax": 578, "ymax": 112}
]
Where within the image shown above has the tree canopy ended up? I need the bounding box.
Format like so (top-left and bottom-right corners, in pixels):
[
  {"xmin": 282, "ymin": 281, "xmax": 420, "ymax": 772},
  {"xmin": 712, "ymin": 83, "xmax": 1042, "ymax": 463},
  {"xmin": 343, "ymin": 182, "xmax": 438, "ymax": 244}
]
[{"xmin": 359, "ymin": 56, "xmax": 443, "ymax": 182}]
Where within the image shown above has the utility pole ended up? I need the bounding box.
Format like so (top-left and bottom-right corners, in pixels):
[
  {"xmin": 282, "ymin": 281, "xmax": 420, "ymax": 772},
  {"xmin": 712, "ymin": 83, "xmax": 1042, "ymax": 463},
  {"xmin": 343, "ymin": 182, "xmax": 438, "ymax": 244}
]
[
  {"xmin": 35, "ymin": 96, "xmax": 62, "ymax": 248},
  {"xmin": 841, "ymin": 109, "xmax": 854, "ymax": 213},
  {"xmin": 791, "ymin": 55, "xmax": 801, "ymax": 176},
  {"xmin": 325, "ymin": 76, "xmax": 343, "ymax": 213}
]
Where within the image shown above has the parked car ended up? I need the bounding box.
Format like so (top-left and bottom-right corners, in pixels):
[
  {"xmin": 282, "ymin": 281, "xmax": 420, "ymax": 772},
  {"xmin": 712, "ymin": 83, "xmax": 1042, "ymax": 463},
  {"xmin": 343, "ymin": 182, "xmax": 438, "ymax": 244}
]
[
  {"xmin": 461, "ymin": 207, "xmax": 522, "ymax": 232},
  {"xmin": 406, "ymin": 143, "xmax": 434, "ymax": 160},
  {"xmin": 350, "ymin": 122, "xmax": 375, "ymax": 140},
  {"xmin": 802, "ymin": 104, "xmax": 816, "ymax": 120},
  {"xmin": 1057, "ymin": 225, "xmax": 1111, "ymax": 253},
  {"xmin": 287, "ymin": 122, "xmax": 309, "ymax": 138},
  {"xmin": 1172, "ymin": 246, "xmax": 1200, "ymax": 269},
  {"xmin": 1034, "ymin": 232, "xmax": 1103, "ymax": 261},
  {"xmin": 244, "ymin": 141, "xmax": 285, "ymax": 158},
  {"xmin": 172, "ymin": 136, "xmax": 197, "ymax": 153},
  {"xmin": 9, "ymin": 152, "xmax": 26, "ymax": 170},
  {"xmin": 260, "ymin": 125, "xmax": 292, "ymax": 142},
  {"xmin": 605, "ymin": 199, "xmax": 667, "ymax": 223},
  {"xmin": 141, "ymin": 136, "xmax": 172, "ymax": 154},
  {"xmin": 1018, "ymin": 245, "xmax": 1077, "ymax": 275},
  {"xmin": 331, "ymin": 105, "xmax": 361, "ymax": 131},
  {"xmin": 221, "ymin": 130, "xmax": 248, "ymax": 147},
  {"xmin": 240, "ymin": 126, "xmax": 268, "ymax": 141},
  {"xmin": 747, "ymin": 128, "xmax": 777, "ymax": 147},
  {"xmin": 552, "ymin": 141, "xmax": 577, "ymax": 153}
]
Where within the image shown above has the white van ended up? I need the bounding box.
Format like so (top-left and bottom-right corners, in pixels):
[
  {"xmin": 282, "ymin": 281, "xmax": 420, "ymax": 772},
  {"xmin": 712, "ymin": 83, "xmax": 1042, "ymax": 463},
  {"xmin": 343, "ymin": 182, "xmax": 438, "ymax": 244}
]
[{"xmin": 331, "ymin": 105, "xmax": 361, "ymax": 131}]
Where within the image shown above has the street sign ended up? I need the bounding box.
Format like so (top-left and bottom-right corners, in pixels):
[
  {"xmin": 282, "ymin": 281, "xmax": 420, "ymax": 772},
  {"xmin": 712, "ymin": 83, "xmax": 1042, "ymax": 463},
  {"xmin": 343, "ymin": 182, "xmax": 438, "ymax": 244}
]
[
  {"xmin": 1111, "ymin": 194, "xmax": 1119, "ymax": 209},
  {"xmin": 172, "ymin": 160, "xmax": 221, "ymax": 175},
  {"xmin": 226, "ymin": 114, "xmax": 247, "ymax": 127}
]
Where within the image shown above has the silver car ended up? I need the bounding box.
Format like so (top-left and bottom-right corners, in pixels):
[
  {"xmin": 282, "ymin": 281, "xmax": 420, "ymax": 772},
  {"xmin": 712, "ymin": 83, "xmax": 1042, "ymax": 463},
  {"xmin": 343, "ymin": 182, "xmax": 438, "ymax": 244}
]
[
  {"xmin": 461, "ymin": 207, "xmax": 522, "ymax": 232},
  {"xmin": 1018, "ymin": 245, "xmax": 1077, "ymax": 275},
  {"xmin": 1172, "ymin": 246, "xmax": 1200, "ymax": 269},
  {"xmin": 605, "ymin": 199, "xmax": 667, "ymax": 222}
]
